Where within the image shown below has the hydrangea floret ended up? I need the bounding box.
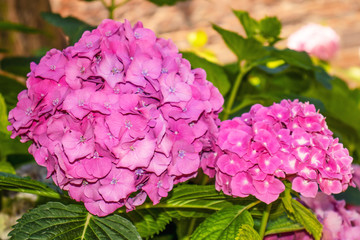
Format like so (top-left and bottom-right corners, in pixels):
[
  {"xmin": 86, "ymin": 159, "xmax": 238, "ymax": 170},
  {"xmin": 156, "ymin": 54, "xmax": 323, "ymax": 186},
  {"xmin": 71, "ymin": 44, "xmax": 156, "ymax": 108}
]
[
  {"xmin": 202, "ymin": 99, "xmax": 353, "ymax": 204},
  {"xmin": 7, "ymin": 19, "xmax": 223, "ymax": 216},
  {"xmin": 287, "ymin": 23, "xmax": 340, "ymax": 61}
]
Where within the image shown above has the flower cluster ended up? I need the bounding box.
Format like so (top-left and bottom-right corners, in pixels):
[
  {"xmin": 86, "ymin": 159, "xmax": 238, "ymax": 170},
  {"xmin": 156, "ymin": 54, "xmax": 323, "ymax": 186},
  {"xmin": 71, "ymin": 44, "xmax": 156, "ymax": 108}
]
[
  {"xmin": 266, "ymin": 193, "xmax": 360, "ymax": 240},
  {"xmin": 8, "ymin": 19, "xmax": 223, "ymax": 216},
  {"xmin": 202, "ymin": 100, "xmax": 353, "ymax": 204},
  {"xmin": 287, "ymin": 23, "xmax": 340, "ymax": 61}
]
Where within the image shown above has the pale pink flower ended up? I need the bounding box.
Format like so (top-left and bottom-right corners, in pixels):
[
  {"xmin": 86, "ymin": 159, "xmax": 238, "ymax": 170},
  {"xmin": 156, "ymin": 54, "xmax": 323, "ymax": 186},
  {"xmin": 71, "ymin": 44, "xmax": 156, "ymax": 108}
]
[{"xmin": 287, "ymin": 23, "xmax": 340, "ymax": 61}]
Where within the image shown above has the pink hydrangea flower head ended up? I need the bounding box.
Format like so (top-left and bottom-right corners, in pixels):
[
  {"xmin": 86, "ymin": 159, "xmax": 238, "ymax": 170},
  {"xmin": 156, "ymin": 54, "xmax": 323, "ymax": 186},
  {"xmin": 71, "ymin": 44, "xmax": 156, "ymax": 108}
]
[
  {"xmin": 8, "ymin": 19, "xmax": 223, "ymax": 217},
  {"xmin": 287, "ymin": 23, "xmax": 340, "ymax": 61},
  {"xmin": 204, "ymin": 99, "xmax": 353, "ymax": 204}
]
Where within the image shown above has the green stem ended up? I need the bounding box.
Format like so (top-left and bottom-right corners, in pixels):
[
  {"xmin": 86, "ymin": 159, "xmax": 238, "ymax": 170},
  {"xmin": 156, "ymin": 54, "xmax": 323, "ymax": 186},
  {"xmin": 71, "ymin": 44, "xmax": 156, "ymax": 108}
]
[
  {"xmin": 221, "ymin": 64, "xmax": 250, "ymax": 121},
  {"xmin": 258, "ymin": 202, "xmax": 272, "ymax": 239}
]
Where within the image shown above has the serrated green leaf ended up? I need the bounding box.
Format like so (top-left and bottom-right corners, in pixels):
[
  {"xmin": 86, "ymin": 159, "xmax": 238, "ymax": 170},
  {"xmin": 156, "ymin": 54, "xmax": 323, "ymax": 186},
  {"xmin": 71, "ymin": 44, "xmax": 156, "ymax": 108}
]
[
  {"xmin": 259, "ymin": 17, "xmax": 281, "ymax": 40},
  {"xmin": 9, "ymin": 202, "xmax": 141, "ymax": 240},
  {"xmin": 0, "ymin": 21, "xmax": 41, "ymax": 34},
  {"xmin": 41, "ymin": 12, "xmax": 95, "ymax": 45},
  {"xmin": 0, "ymin": 172, "xmax": 61, "ymax": 199},
  {"xmin": 291, "ymin": 199, "xmax": 322, "ymax": 240},
  {"xmin": 281, "ymin": 182, "xmax": 294, "ymax": 215},
  {"xmin": 0, "ymin": 56, "xmax": 41, "ymax": 77},
  {"xmin": 123, "ymin": 185, "xmax": 243, "ymax": 239},
  {"xmin": 270, "ymin": 48, "xmax": 313, "ymax": 70},
  {"xmin": 212, "ymin": 24, "xmax": 266, "ymax": 61},
  {"xmin": 264, "ymin": 212, "xmax": 304, "ymax": 235},
  {"xmin": 235, "ymin": 224, "xmax": 261, "ymax": 240},
  {"xmin": 191, "ymin": 205, "xmax": 254, "ymax": 240},
  {"xmin": 126, "ymin": 208, "xmax": 172, "ymax": 238},
  {"xmin": 181, "ymin": 52, "xmax": 230, "ymax": 95},
  {"xmin": 232, "ymin": 10, "xmax": 259, "ymax": 38}
]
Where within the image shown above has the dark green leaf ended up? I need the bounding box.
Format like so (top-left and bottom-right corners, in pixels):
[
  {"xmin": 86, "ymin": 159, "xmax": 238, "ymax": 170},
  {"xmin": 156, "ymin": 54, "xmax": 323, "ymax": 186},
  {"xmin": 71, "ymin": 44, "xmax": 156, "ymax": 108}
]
[
  {"xmin": 270, "ymin": 48, "xmax": 313, "ymax": 70},
  {"xmin": 314, "ymin": 66, "xmax": 332, "ymax": 89},
  {"xmin": 0, "ymin": 172, "xmax": 61, "ymax": 199},
  {"xmin": 291, "ymin": 199, "xmax": 322, "ymax": 240},
  {"xmin": 124, "ymin": 185, "xmax": 241, "ymax": 238},
  {"xmin": 182, "ymin": 51, "xmax": 230, "ymax": 95},
  {"xmin": 235, "ymin": 224, "xmax": 261, "ymax": 240},
  {"xmin": 0, "ymin": 21, "xmax": 41, "ymax": 34},
  {"xmin": 335, "ymin": 186, "xmax": 360, "ymax": 205},
  {"xmin": 126, "ymin": 208, "xmax": 172, "ymax": 238},
  {"xmin": 147, "ymin": 0, "xmax": 186, "ymax": 6},
  {"xmin": 41, "ymin": 12, "xmax": 95, "ymax": 45},
  {"xmin": 0, "ymin": 56, "xmax": 41, "ymax": 77},
  {"xmin": 213, "ymin": 24, "xmax": 267, "ymax": 61},
  {"xmin": 259, "ymin": 17, "xmax": 281, "ymax": 40},
  {"xmin": 0, "ymin": 94, "xmax": 10, "ymax": 136},
  {"xmin": 232, "ymin": 10, "xmax": 259, "ymax": 38},
  {"xmin": 0, "ymin": 74, "xmax": 26, "ymax": 111},
  {"xmin": 9, "ymin": 202, "xmax": 141, "ymax": 240},
  {"xmin": 0, "ymin": 48, "xmax": 8, "ymax": 53},
  {"xmin": 191, "ymin": 205, "xmax": 254, "ymax": 240}
]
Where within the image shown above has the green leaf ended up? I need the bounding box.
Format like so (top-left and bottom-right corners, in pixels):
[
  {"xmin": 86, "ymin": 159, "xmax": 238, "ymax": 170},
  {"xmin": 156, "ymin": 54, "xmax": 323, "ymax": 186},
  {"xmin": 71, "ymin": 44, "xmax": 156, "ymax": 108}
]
[
  {"xmin": 335, "ymin": 186, "xmax": 360, "ymax": 205},
  {"xmin": 41, "ymin": 12, "xmax": 95, "ymax": 45},
  {"xmin": 0, "ymin": 21, "xmax": 41, "ymax": 34},
  {"xmin": 314, "ymin": 66, "xmax": 332, "ymax": 89},
  {"xmin": 212, "ymin": 24, "xmax": 266, "ymax": 61},
  {"xmin": 235, "ymin": 224, "xmax": 261, "ymax": 240},
  {"xmin": 0, "ymin": 94, "xmax": 10, "ymax": 136},
  {"xmin": 0, "ymin": 56, "xmax": 41, "ymax": 77},
  {"xmin": 270, "ymin": 48, "xmax": 313, "ymax": 70},
  {"xmin": 259, "ymin": 17, "xmax": 281, "ymax": 40},
  {"xmin": 232, "ymin": 10, "xmax": 259, "ymax": 38},
  {"xmin": 124, "ymin": 185, "xmax": 239, "ymax": 238},
  {"xmin": 281, "ymin": 182, "xmax": 294, "ymax": 215},
  {"xmin": 0, "ymin": 160, "xmax": 16, "ymax": 174},
  {"xmin": 126, "ymin": 208, "xmax": 172, "ymax": 238},
  {"xmin": 0, "ymin": 74, "xmax": 26, "ymax": 110},
  {"xmin": 9, "ymin": 202, "xmax": 141, "ymax": 240},
  {"xmin": 264, "ymin": 212, "xmax": 304, "ymax": 235},
  {"xmin": 181, "ymin": 51, "xmax": 231, "ymax": 95},
  {"xmin": 191, "ymin": 205, "xmax": 254, "ymax": 240},
  {"xmin": 290, "ymin": 199, "xmax": 322, "ymax": 240},
  {"xmin": 147, "ymin": 0, "xmax": 186, "ymax": 6},
  {"xmin": 0, "ymin": 172, "xmax": 61, "ymax": 199}
]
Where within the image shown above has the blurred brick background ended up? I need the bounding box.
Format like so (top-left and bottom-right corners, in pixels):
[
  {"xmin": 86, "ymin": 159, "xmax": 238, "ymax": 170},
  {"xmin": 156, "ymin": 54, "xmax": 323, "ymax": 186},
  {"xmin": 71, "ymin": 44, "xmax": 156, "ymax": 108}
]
[{"xmin": 49, "ymin": 0, "xmax": 360, "ymax": 69}]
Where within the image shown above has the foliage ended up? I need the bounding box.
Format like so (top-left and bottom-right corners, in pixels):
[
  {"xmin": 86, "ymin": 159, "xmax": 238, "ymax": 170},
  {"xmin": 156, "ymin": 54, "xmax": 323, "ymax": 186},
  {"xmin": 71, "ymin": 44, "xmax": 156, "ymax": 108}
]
[{"xmin": 1, "ymin": 2, "xmax": 360, "ymax": 240}]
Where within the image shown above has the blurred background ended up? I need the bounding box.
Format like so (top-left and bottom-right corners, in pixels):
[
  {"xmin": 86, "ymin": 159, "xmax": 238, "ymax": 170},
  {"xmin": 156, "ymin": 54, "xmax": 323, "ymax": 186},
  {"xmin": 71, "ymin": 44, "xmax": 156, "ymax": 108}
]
[{"xmin": 1, "ymin": 0, "xmax": 360, "ymax": 83}]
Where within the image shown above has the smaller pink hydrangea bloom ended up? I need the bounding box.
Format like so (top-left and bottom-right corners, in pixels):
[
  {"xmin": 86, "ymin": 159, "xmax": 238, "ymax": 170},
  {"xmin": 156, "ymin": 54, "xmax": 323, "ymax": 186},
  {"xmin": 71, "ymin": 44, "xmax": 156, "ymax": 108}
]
[
  {"xmin": 287, "ymin": 23, "xmax": 340, "ymax": 61},
  {"xmin": 204, "ymin": 99, "xmax": 353, "ymax": 204}
]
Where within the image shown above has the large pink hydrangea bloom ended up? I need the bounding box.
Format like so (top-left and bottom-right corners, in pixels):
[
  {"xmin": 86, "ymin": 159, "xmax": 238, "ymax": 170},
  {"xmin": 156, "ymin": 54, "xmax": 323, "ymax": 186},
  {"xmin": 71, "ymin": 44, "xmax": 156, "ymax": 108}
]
[
  {"xmin": 202, "ymin": 100, "xmax": 353, "ymax": 204},
  {"xmin": 287, "ymin": 23, "xmax": 340, "ymax": 61},
  {"xmin": 8, "ymin": 19, "xmax": 223, "ymax": 216}
]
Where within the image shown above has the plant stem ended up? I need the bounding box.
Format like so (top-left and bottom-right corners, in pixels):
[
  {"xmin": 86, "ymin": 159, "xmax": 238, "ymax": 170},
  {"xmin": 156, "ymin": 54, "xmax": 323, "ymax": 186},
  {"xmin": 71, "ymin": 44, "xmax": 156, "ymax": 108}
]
[
  {"xmin": 258, "ymin": 202, "xmax": 272, "ymax": 239},
  {"xmin": 221, "ymin": 64, "xmax": 250, "ymax": 121}
]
